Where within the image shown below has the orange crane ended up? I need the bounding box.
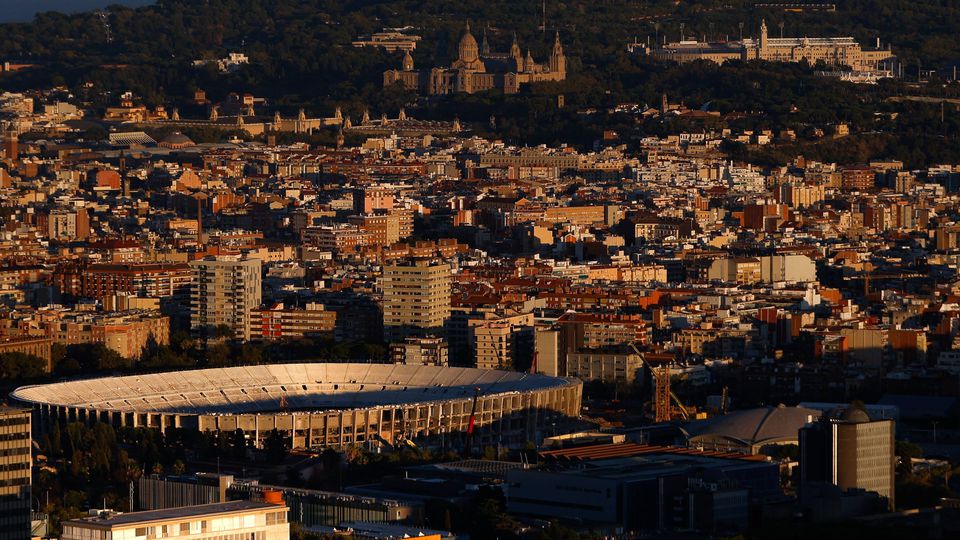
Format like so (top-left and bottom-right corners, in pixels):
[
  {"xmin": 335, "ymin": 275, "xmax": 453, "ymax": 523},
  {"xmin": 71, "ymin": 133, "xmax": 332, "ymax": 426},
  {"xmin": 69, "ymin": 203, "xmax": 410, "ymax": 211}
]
[{"xmin": 629, "ymin": 343, "xmax": 689, "ymax": 422}]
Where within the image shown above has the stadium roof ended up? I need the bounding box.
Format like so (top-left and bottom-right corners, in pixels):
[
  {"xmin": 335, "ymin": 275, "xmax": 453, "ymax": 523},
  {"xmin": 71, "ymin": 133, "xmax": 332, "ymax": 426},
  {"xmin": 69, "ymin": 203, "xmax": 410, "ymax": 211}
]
[{"xmin": 12, "ymin": 363, "xmax": 574, "ymax": 415}]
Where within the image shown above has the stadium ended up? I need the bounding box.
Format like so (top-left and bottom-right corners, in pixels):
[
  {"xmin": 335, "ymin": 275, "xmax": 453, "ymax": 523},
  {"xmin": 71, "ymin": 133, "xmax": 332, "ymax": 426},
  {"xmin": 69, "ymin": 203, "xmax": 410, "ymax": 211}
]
[{"xmin": 12, "ymin": 363, "xmax": 582, "ymax": 450}]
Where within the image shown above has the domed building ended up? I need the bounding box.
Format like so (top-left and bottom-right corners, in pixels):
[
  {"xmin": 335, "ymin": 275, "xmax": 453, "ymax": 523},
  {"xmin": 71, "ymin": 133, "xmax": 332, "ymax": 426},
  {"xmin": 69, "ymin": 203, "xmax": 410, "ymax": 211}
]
[
  {"xmin": 682, "ymin": 405, "xmax": 822, "ymax": 455},
  {"xmin": 384, "ymin": 22, "xmax": 567, "ymax": 95},
  {"xmin": 158, "ymin": 132, "xmax": 195, "ymax": 149}
]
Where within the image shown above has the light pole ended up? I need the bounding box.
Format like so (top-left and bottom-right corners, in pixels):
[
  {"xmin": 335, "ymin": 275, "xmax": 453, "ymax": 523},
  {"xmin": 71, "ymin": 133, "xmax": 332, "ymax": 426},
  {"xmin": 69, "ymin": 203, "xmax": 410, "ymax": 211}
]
[
  {"xmin": 739, "ymin": 22, "xmax": 744, "ymax": 41},
  {"xmin": 779, "ymin": 21, "xmax": 784, "ymax": 38}
]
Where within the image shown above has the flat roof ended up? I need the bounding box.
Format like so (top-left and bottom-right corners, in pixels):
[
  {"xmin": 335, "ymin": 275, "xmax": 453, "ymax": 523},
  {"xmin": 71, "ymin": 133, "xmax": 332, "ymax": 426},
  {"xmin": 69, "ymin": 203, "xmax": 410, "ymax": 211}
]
[
  {"xmin": 0, "ymin": 406, "xmax": 31, "ymax": 417},
  {"xmin": 65, "ymin": 501, "xmax": 285, "ymax": 529}
]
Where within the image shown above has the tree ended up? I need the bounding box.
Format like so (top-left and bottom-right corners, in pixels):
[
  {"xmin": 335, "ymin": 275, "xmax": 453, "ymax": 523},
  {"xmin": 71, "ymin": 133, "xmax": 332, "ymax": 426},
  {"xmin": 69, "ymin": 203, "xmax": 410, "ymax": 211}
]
[
  {"xmin": 263, "ymin": 429, "xmax": 289, "ymax": 464},
  {"xmin": 0, "ymin": 352, "xmax": 48, "ymax": 379},
  {"xmin": 896, "ymin": 440, "xmax": 924, "ymax": 475}
]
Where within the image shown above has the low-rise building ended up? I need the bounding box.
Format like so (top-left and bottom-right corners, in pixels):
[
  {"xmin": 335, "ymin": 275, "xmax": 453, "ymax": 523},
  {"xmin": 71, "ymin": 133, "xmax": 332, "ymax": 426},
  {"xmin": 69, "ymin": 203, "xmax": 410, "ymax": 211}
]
[
  {"xmin": 61, "ymin": 501, "xmax": 289, "ymax": 540},
  {"xmin": 250, "ymin": 303, "xmax": 336, "ymax": 341},
  {"xmin": 565, "ymin": 351, "xmax": 644, "ymax": 383},
  {"xmin": 390, "ymin": 336, "xmax": 448, "ymax": 366}
]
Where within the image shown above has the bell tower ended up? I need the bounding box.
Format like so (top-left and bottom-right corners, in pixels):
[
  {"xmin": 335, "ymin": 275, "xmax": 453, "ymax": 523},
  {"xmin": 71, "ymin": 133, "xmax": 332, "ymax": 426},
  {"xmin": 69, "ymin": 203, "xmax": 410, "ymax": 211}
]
[
  {"xmin": 510, "ymin": 33, "xmax": 522, "ymax": 71},
  {"xmin": 759, "ymin": 19, "xmax": 769, "ymax": 57},
  {"xmin": 549, "ymin": 31, "xmax": 566, "ymax": 75}
]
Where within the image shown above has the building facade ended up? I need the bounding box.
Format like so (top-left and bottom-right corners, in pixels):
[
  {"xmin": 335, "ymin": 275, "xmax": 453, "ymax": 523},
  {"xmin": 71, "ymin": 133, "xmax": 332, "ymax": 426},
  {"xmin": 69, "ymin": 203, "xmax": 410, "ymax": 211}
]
[
  {"xmin": 189, "ymin": 256, "xmax": 262, "ymax": 342},
  {"xmin": 390, "ymin": 336, "xmax": 449, "ymax": 366},
  {"xmin": 61, "ymin": 501, "xmax": 289, "ymax": 540},
  {"xmin": 47, "ymin": 311, "xmax": 170, "ymax": 359},
  {"xmin": 384, "ymin": 23, "xmax": 566, "ymax": 95},
  {"xmin": 0, "ymin": 408, "xmax": 31, "ymax": 540},
  {"xmin": 650, "ymin": 20, "xmax": 895, "ymax": 73},
  {"xmin": 250, "ymin": 303, "xmax": 336, "ymax": 341},
  {"xmin": 565, "ymin": 351, "xmax": 644, "ymax": 383},
  {"xmin": 382, "ymin": 258, "xmax": 452, "ymax": 342},
  {"xmin": 0, "ymin": 337, "xmax": 52, "ymax": 371},
  {"xmin": 799, "ymin": 407, "xmax": 896, "ymax": 510}
]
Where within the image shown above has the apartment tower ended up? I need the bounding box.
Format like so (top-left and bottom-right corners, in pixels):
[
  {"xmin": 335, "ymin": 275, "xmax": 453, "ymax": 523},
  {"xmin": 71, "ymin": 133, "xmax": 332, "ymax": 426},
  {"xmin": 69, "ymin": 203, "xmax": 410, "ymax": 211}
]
[
  {"xmin": 189, "ymin": 256, "xmax": 262, "ymax": 342},
  {"xmin": 0, "ymin": 408, "xmax": 31, "ymax": 540},
  {"xmin": 382, "ymin": 258, "xmax": 451, "ymax": 343}
]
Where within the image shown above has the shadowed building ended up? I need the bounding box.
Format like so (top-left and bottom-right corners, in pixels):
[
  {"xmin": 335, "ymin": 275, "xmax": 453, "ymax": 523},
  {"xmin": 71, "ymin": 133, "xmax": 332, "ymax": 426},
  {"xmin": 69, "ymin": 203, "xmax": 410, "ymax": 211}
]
[{"xmin": 799, "ymin": 406, "xmax": 895, "ymax": 510}]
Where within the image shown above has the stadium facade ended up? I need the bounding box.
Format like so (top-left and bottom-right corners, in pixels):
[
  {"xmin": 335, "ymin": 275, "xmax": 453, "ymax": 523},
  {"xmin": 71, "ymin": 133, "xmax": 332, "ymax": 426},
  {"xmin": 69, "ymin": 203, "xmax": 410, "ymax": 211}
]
[{"xmin": 11, "ymin": 363, "xmax": 581, "ymax": 450}]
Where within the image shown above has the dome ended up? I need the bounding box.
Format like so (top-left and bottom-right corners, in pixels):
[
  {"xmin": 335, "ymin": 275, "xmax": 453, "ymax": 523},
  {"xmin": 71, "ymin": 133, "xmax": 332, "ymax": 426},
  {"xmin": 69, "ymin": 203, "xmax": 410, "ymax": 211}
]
[
  {"xmin": 684, "ymin": 405, "xmax": 821, "ymax": 453},
  {"xmin": 158, "ymin": 132, "xmax": 195, "ymax": 149},
  {"xmin": 837, "ymin": 406, "xmax": 871, "ymax": 423},
  {"xmin": 458, "ymin": 23, "xmax": 479, "ymax": 63}
]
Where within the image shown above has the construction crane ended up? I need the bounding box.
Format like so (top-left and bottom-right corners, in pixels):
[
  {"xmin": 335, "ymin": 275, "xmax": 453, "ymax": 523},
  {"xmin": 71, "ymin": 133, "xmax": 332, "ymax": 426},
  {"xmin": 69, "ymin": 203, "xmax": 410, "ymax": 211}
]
[
  {"xmin": 629, "ymin": 343, "xmax": 690, "ymax": 422},
  {"xmin": 464, "ymin": 387, "xmax": 482, "ymax": 458}
]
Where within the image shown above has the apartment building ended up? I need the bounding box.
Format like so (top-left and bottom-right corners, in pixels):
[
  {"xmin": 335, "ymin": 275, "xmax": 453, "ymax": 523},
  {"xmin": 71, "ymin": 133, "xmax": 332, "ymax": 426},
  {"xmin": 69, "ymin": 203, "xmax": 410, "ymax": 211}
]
[
  {"xmin": 46, "ymin": 311, "xmax": 170, "ymax": 359},
  {"xmin": 0, "ymin": 408, "xmax": 31, "ymax": 540},
  {"xmin": 250, "ymin": 303, "xmax": 336, "ymax": 340},
  {"xmin": 382, "ymin": 258, "xmax": 452, "ymax": 343},
  {"xmin": 190, "ymin": 256, "xmax": 262, "ymax": 342},
  {"xmin": 470, "ymin": 312, "xmax": 534, "ymax": 370},
  {"xmin": 390, "ymin": 336, "xmax": 449, "ymax": 366}
]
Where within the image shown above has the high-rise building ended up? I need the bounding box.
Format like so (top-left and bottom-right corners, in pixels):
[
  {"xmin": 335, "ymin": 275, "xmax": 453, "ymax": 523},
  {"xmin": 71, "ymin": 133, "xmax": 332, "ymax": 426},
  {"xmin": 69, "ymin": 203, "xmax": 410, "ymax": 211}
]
[
  {"xmin": 382, "ymin": 258, "xmax": 451, "ymax": 343},
  {"xmin": 799, "ymin": 406, "xmax": 896, "ymax": 510},
  {"xmin": 0, "ymin": 408, "xmax": 31, "ymax": 540},
  {"xmin": 189, "ymin": 256, "xmax": 262, "ymax": 342}
]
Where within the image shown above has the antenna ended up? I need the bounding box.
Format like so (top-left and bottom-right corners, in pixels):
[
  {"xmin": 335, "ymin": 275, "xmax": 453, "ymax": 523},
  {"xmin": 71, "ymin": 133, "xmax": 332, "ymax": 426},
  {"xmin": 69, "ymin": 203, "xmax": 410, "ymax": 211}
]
[{"xmin": 542, "ymin": 0, "xmax": 546, "ymax": 35}]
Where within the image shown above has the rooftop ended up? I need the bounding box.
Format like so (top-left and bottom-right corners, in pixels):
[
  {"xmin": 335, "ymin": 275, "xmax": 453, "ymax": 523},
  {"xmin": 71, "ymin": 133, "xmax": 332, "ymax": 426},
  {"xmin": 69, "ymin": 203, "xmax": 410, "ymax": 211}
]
[{"xmin": 65, "ymin": 501, "xmax": 284, "ymax": 529}]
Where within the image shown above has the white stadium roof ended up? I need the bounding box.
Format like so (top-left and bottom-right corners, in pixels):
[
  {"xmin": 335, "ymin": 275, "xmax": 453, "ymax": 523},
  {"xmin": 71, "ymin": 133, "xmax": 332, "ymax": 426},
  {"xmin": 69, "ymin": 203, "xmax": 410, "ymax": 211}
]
[{"xmin": 12, "ymin": 363, "xmax": 573, "ymax": 415}]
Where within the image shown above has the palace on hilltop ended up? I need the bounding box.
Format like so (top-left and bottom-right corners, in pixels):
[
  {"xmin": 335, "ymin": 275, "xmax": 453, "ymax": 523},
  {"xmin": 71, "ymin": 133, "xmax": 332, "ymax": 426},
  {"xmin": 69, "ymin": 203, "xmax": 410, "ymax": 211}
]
[
  {"xmin": 646, "ymin": 19, "xmax": 895, "ymax": 73},
  {"xmin": 384, "ymin": 23, "xmax": 567, "ymax": 95}
]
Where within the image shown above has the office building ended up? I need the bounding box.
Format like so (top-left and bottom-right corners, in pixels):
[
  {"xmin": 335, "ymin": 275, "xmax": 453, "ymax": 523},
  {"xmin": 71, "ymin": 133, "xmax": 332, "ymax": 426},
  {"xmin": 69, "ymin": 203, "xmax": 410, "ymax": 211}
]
[
  {"xmin": 382, "ymin": 258, "xmax": 451, "ymax": 342},
  {"xmin": 0, "ymin": 408, "xmax": 31, "ymax": 540},
  {"xmin": 506, "ymin": 445, "xmax": 778, "ymax": 532},
  {"xmin": 189, "ymin": 256, "xmax": 262, "ymax": 342},
  {"xmin": 799, "ymin": 406, "xmax": 896, "ymax": 510},
  {"xmin": 61, "ymin": 501, "xmax": 289, "ymax": 540}
]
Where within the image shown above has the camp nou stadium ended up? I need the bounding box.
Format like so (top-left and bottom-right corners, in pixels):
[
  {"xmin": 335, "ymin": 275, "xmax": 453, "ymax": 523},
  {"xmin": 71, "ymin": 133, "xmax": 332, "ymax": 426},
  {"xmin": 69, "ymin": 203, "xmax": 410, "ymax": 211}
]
[{"xmin": 12, "ymin": 363, "xmax": 582, "ymax": 450}]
